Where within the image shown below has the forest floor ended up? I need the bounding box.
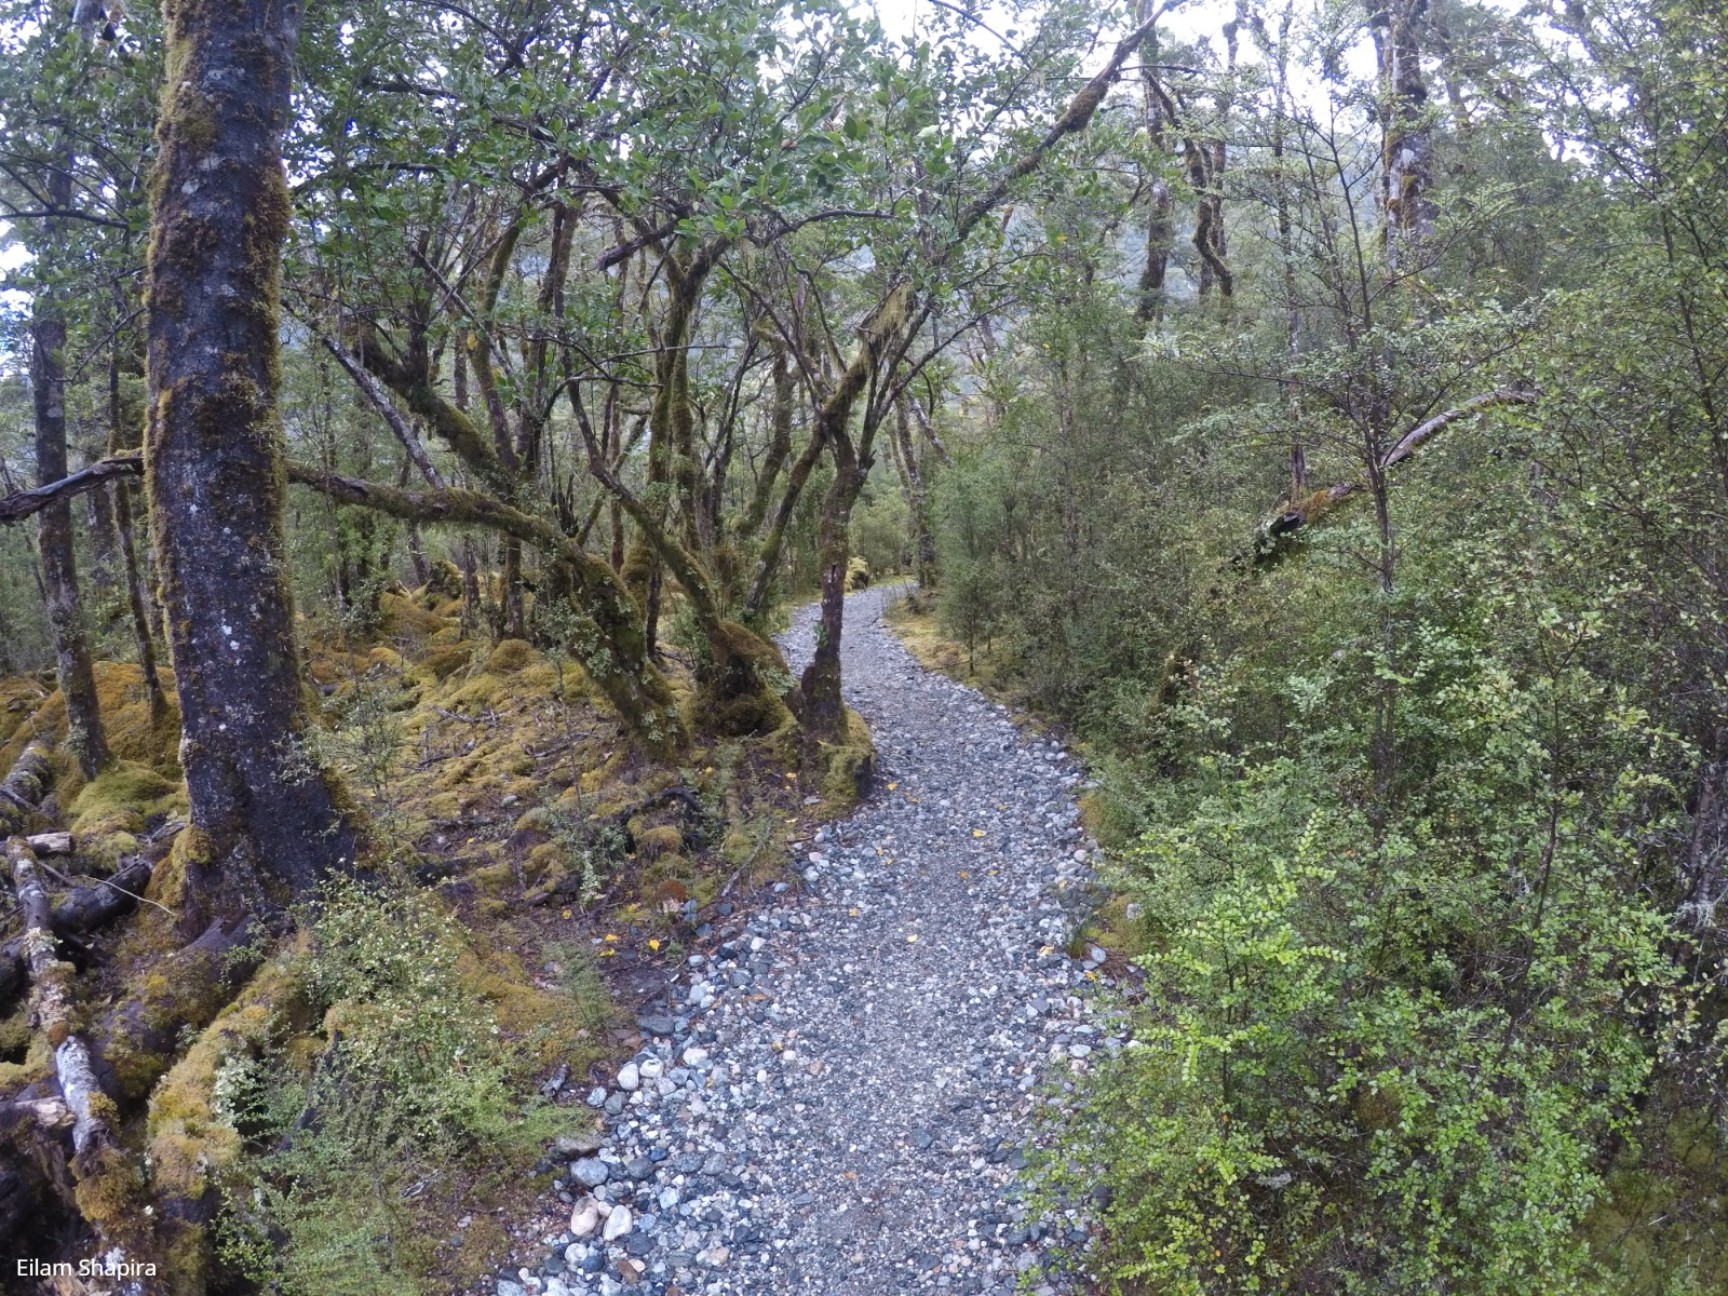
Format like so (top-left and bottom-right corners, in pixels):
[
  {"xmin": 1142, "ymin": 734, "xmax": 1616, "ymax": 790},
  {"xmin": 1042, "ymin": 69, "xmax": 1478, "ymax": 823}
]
[{"xmin": 494, "ymin": 585, "xmax": 1128, "ymax": 1296}]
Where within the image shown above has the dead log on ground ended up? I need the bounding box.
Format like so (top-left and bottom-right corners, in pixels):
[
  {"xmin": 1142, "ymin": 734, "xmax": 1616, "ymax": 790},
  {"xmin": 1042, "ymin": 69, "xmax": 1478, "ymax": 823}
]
[
  {"xmin": 9, "ymin": 837, "xmax": 148, "ymax": 1266},
  {"xmin": 0, "ymin": 742, "xmax": 53, "ymax": 837},
  {"xmin": 0, "ymin": 855, "xmax": 157, "ymax": 1007}
]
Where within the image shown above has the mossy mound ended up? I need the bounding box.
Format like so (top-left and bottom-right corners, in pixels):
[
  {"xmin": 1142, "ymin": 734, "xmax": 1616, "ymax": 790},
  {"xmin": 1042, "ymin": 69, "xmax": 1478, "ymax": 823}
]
[
  {"xmin": 0, "ymin": 662, "xmax": 181, "ymax": 818},
  {"xmin": 816, "ymin": 707, "xmax": 875, "ymax": 813},
  {"xmin": 379, "ymin": 590, "xmax": 453, "ymax": 640},
  {"xmin": 694, "ymin": 621, "xmax": 796, "ymax": 737},
  {"xmin": 483, "ymin": 638, "xmax": 538, "ymax": 675},
  {"xmin": 69, "ymin": 761, "xmax": 186, "ymax": 869},
  {"xmin": 0, "ymin": 676, "xmax": 52, "ymax": 749},
  {"xmin": 845, "ymin": 556, "xmax": 871, "ymax": 591},
  {"xmin": 419, "ymin": 559, "xmax": 465, "ymax": 603}
]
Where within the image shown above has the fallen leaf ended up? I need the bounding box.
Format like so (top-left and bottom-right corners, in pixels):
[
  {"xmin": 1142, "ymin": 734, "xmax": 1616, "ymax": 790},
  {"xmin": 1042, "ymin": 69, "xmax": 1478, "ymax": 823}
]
[
  {"xmin": 971, "ymin": 829, "xmax": 985, "ymax": 838},
  {"xmin": 906, "ymin": 933, "xmax": 919, "ymax": 943}
]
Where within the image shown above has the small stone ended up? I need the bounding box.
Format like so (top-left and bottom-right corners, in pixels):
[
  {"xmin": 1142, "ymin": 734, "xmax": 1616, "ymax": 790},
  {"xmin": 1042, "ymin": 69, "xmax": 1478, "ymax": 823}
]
[
  {"xmin": 912, "ymin": 1129, "xmax": 935, "ymax": 1150},
  {"xmin": 602, "ymin": 1205, "xmax": 633, "ymax": 1243},
  {"xmin": 497, "ymin": 1282, "xmax": 527, "ymax": 1296},
  {"xmin": 585, "ymin": 1087, "xmax": 607, "ymax": 1108},
  {"xmin": 625, "ymin": 1157, "xmax": 654, "ymax": 1181},
  {"xmin": 638, "ymin": 1015, "xmax": 676, "ymax": 1036},
  {"xmin": 700, "ymin": 1246, "xmax": 730, "ymax": 1267},
  {"xmin": 571, "ymin": 1158, "xmax": 610, "ymax": 1189},
  {"xmin": 638, "ymin": 1056, "xmax": 664, "ymax": 1081},
  {"xmin": 570, "ymin": 1200, "xmax": 600, "ymax": 1237},
  {"xmin": 556, "ymin": 1130, "xmax": 604, "ymax": 1156},
  {"xmin": 682, "ymin": 1046, "xmax": 710, "ymax": 1066},
  {"xmin": 617, "ymin": 1062, "xmax": 640, "ymax": 1092}
]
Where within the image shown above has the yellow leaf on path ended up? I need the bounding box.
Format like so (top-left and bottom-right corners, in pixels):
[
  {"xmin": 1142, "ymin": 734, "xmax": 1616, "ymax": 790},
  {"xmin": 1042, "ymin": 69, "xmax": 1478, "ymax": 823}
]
[
  {"xmin": 959, "ymin": 870, "xmax": 971, "ymax": 880},
  {"xmin": 972, "ymin": 829, "xmax": 985, "ymax": 838},
  {"xmin": 648, "ymin": 939, "xmax": 661, "ymax": 952},
  {"xmin": 604, "ymin": 933, "xmax": 619, "ymax": 943},
  {"xmin": 887, "ymin": 782, "xmax": 898, "ymax": 791}
]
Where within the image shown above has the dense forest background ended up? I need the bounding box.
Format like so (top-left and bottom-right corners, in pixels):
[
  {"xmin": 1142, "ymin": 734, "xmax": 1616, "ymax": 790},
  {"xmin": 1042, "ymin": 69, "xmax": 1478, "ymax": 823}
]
[{"xmin": 0, "ymin": 0, "xmax": 1725, "ymax": 1290}]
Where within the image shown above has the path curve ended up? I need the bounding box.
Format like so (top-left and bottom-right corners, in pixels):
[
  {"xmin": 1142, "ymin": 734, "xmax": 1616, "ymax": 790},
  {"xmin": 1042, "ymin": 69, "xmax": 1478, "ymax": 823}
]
[{"xmin": 506, "ymin": 587, "xmax": 1115, "ymax": 1296}]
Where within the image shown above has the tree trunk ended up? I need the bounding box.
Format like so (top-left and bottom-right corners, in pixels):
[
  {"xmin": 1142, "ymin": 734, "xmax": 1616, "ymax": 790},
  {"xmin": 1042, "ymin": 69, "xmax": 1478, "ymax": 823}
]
[
  {"xmin": 892, "ymin": 396, "xmax": 936, "ymax": 585},
  {"xmin": 145, "ymin": 0, "xmax": 358, "ymax": 916},
  {"xmin": 109, "ymin": 351, "xmax": 168, "ymax": 722},
  {"xmin": 1377, "ymin": 0, "xmax": 1436, "ymax": 264},
  {"xmin": 798, "ymin": 446, "xmax": 866, "ymax": 741},
  {"xmin": 33, "ymin": 160, "xmax": 111, "ymax": 782}
]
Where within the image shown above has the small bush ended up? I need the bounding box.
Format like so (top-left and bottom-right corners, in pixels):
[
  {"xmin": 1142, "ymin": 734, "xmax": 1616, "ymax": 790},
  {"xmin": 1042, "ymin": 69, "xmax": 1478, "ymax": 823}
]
[{"xmin": 216, "ymin": 880, "xmax": 566, "ymax": 1294}]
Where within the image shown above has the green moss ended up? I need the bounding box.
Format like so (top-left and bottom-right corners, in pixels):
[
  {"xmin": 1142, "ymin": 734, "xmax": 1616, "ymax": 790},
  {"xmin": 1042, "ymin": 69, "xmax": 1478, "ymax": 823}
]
[
  {"xmin": 484, "ymin": 639, "xmax": 539, "ymax": 674},
  {"xmin": 816, "ymin": 708, "xmax": 875, "ymax": 814},
  {"xmin": 634, "ymin": 824, "xmax": 684, "ymax": 861},
  {"xmin": 70, "ymin": 760, "xmax": 183, "ymax": 863}
]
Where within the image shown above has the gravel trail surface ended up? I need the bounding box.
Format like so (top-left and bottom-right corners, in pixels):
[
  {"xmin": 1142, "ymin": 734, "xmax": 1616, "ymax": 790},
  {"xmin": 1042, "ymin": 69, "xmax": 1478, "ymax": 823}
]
[{"xmin": 502, "ymin": 586, "xmax": 1116, "ymax": 1296}]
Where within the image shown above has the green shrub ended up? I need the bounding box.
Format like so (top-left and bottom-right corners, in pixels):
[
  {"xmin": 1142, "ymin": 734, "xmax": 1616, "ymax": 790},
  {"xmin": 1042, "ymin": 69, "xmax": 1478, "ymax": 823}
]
[
  {"xmin": 216, "ymin": 880, "xmax": 564, "ymax": 1294},
  {"xmin": 1047, "ymin": 596, "xmax": 1687, "ymax": 1294}
]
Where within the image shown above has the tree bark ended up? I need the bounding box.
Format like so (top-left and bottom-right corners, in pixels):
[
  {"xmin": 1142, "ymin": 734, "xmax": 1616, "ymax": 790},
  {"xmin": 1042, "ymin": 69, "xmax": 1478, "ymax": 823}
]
[
  {"xmin": 145, "ymin": 0, "xmax": 359, "ymax": 913},
  {"xmin": 892, "ymin": 396, "xmax": 936, "ymax": 585}
]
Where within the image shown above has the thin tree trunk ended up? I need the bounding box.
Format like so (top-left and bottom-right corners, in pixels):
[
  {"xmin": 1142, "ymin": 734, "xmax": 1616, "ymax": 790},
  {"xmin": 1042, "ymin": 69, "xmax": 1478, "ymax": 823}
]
[
  {"xmin": 892, "ymin": 396, "xmax": 936, "ymax": 585},
  {"xmin": 798, "ymin": 450, "xmax": 866, "ymax": 740},
  {"xmin": 108, "ymin": 347, "xmax": 167, "ymax": 720},
  {"xmin": 145, "ymin": 0, "xmax": 358, "ymax": 914},
  {"xmin": 33, "ymin": 158, "xmax": 110, "ymax": 781}
]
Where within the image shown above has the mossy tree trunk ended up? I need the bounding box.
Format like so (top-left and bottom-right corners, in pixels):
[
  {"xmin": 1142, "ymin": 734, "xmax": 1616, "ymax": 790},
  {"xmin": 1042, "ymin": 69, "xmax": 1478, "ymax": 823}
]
[
  {"xmin": 33, "ymin": 156, "xmax": 112, "ymax": 782},
  {"xmin": 799, "ymin": 443, "xmax": 868, "ymax": 740},
  {"xmin": 891, "ymin": 395, "xmax": 936, "ymax": 586},
  {"xmin": 109, "ymin": 344, "xmax": 167, "ymax": 721},
  {"xmin": 145, "ymin": 0, "xmax": 360, "ymax": 915}
]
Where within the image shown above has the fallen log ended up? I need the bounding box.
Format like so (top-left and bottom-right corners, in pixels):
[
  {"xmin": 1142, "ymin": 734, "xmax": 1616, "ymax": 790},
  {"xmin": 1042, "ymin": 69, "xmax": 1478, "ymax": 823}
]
[
  {"xmin": 26, "ymin": 832, "xmax": 72, "ymax": 856},
  {"xmin": 8, "ymin": 837, "xmax": 148, "ymax": 1271},
  {"xmin": 0, "ymin": 856, "xmax": 157, "ymax": 1007},
  {"xmin": 47, "ymin": 855, "xmax": 155, "ymax": 935},
  {"xmin": 11, "ymin": 841, "xmax": 115, "ymax": 1153},
  {"xmin": 0, "ymin": 742, "xmax": 53, "ymax": 837}
]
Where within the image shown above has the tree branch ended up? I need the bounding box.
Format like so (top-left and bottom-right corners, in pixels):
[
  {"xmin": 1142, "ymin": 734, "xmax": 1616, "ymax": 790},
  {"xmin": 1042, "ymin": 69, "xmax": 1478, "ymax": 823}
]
[{"xmin": 0, "ymin": 456, "xmax": 141, "ymax": 525}]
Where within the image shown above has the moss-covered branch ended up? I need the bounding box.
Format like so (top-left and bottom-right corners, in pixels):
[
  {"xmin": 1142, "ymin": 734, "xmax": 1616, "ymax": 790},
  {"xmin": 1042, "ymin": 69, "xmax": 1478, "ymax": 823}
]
[{"xmin": 286, "ymin": 463, "xmax": 686, "ymax": 751}]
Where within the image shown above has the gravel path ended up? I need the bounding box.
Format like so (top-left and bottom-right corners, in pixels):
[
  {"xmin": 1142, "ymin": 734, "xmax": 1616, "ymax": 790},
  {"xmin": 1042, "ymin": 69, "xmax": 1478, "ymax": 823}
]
[{"xmin": 501, "ymin": 586, "xmax": 1117, "ymax": 1296}]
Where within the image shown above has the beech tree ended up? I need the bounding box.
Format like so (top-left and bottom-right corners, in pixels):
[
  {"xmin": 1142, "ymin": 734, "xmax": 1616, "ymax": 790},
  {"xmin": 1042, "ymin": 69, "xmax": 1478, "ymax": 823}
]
[{"xmin": 144, "ymin": 0, "xmax": 359, "ymax": 912}]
